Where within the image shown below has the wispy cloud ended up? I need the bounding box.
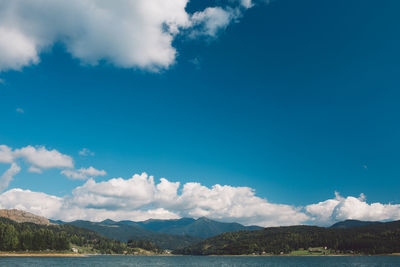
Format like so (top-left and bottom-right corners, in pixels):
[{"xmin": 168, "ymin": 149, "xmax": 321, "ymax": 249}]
[
  {"xmin": 0, "ymin": 144, "xmax": 105, "ymax": 191},
  {"xmin": 16, "ymin": 108, "xmax": 24, "ymax": 113},
  {"xmin": 79, "ymin": 148, "xmax": 95, "ymax": 157},
  {"xmin": 0, "ymin": 163, "xmax": 21, "ymax": 192}
]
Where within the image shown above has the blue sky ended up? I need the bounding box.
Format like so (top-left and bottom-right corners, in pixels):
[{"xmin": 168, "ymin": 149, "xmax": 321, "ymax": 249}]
[{"xmin": 0, "ymin": 0, "xmax": 400, "ymax": 226}]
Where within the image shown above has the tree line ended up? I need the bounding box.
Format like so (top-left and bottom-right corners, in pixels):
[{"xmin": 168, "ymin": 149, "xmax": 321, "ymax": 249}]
[
  {"xmin": 175, "ymin": 221, "xmax": 400, "ymax": 255},
  {"xmin": 0, "ymin": 218, "xmax": 129, "ymax": 253}
]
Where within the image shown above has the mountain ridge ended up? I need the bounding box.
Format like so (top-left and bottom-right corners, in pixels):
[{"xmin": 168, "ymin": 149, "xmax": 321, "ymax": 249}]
[{"xmin": 329, "ymin": 219, "xmax": 382, "ymax": 229}]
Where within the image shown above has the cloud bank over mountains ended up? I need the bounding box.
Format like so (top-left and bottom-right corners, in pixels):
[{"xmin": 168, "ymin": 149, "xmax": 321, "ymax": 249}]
[
  {"xmin": 1, "ymin": 143, "xmax": 400, "ymax": 226},
  {"xmin": 0, "ymin": 0, "xmax": 260, "ymax": 72}
]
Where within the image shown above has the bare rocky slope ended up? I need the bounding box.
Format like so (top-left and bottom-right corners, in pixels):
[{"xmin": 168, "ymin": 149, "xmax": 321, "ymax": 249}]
[{"xmin": 0, "ymin": 209, "xmax": 51, "ymax": 225}]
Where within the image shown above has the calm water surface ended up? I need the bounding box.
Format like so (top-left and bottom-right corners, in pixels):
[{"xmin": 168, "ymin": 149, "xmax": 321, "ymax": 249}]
[{"xmin": 1, "ymin": 255, "xmax": 400, "ymax": 267}]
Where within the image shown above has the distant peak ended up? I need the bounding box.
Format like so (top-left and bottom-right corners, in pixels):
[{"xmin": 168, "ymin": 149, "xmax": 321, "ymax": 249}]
[{"xmin": 101, "ymin": 219, "xmax": 116, "ymax": 224}]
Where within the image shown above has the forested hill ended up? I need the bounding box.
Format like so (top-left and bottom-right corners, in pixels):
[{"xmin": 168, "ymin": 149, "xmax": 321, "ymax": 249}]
[
  {"xmin": 329, "ymin": 219, "xmax": 381, "ymax": 229},
  {"xmin": 0, "ymin": 217, "xmax": 130, "ymax": 253},
  {"xmin": 65, "ymin": 220, "xmax": 201, "ymax": 250},
  {"xmin": 175, "ymin": 220, "xmax": 400, "ymax": 255},
  {"xmin": 54, "ymin": 217, "xmax": 260, "ymax": 249}
]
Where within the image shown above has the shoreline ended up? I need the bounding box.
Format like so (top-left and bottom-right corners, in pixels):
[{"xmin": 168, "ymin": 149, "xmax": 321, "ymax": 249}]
[
  {"xmin": 0, "ymin": 252, "xmax": 86, "ymax": 257},
  {"xmin": 1, "ymin": 252, "xmax": 399, "ymax": 257}
]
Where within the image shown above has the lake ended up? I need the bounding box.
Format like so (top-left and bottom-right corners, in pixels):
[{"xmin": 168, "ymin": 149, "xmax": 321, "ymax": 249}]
[{"xmin": 1, "ymin": 255, "xmax": 400, "ymax": 266}]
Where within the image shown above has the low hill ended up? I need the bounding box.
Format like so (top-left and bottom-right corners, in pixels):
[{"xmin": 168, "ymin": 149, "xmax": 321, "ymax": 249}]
[
  {"xmin": 330, "ymin": 219, "xmax": 382, "ymax": 229},
  {"xmin": 176, "ymin": 220, "xmax": 400, "ymax": 255},
  {"xmin": 0, "ymin": 209, "xmax": 51, "ymax": 225},
  {"xmin": 135, "ymin": 217, "xmax": 262, "ymax": 238}
]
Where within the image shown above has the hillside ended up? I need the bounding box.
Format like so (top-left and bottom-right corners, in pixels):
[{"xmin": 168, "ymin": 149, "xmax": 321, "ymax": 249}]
[
  {"xmin": 176, "ymin": 220, "xmax": 400, "ymax": 255},
  {"xmin": 0, "ymin": 209, "xmax": 51, "ymax": 225}
]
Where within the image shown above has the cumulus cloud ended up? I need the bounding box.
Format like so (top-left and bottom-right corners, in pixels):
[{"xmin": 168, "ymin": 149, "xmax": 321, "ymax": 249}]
[
  {"xmin": 175, "ymin": 182, "xmax": 308, "ymax": 226},
  {"xmin": 61, "ymin": 166, "xmax": 106, "ymax": 180},
  {"xmin": 0, "ymin": 0, "xmax": 263, "ymax": 72},
  {"xmin": 0, "ymin": 172, "xmax": 309, "ymax": 226},
  {"xmin": 14, "ymin": 145, "xmax": 73, "ymax": 169},
  {"xmin": 0, "ymin": 172, "xmax": 399, "ymax": 226},
  {"xmin": 305, "ymin": 192, "xmax": 400, "ymax": 226}
]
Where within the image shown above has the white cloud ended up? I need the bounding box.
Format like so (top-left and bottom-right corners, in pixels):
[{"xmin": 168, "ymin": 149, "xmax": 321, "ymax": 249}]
[
  {"xmin": 61, "ymin": 166, "xmax": 106, "ymax": 180},
  {"xmin": 1, "ymin": 172, "xmax": 307, "ymax": 226},
  {"xmin": 13, "ymin": 145, "xmax": 73, "ymax": 169},
  {"xmin": 0, "ymin": 188, "xmax": 178, "ymax": 222},
  {"xmin": 79, "ymin": 148, "xmax": 95, "ymax": 157},
  {"xmin": 16, "ymin": 107, "xmax": 24, "ymax": 113},
  {"xmin": 0, "ymin": 144, "xmax": 101, "ymax": 191},
  {"xmin": 0, "ymin": 188, "xmax": 63, "ymax": 219},
  {"xmin": 0, "ymin": 27, "xmax": 39, "ymax": 71},
  {"xmin": 0, "ymin": 0, "xmax": 261, "ymax": 72},
  {"xmin": 3, "ymin": 145, "xmax": 398, "ymax": 226},
  {"xmin": 0, "ymin": 0, "xmax": 189, "ymax": 71},
  {"xmin": 305, "ymin": 192, "xmax": 400, "ymax": 226},
  {"xmin": 70, "ymin": 174, "xmax": 158, "ymax": 209},
  {"xmin": 190, "ymin": 7, "xmax": 238, "ymax": 38},
  {"xmin": 174, "ymin": 182, "xmax": 308, "ymax": 226},
  {"xmin": 0, "ymin": 163, "xmax": 21, "ymax": 192}
]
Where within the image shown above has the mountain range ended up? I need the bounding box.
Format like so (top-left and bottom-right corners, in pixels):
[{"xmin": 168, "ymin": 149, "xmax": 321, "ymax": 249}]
[
  {"xmin": 2, "ymin": 209, "xmax": 398, "ymax": 254},
  {"xmin": 50, "ymin": 216, "xmax": 262, "ymax": 249}
]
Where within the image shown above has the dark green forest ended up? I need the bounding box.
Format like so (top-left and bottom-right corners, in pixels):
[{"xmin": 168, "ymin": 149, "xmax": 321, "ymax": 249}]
[
  {"xmin": 176, "ymin": 220, "xmax": 400, "ymax": 255},
  {"xmin": 127, "ymin": 239, "xmax": 160, "ymax": 252},
  {"xmin": 0, "ymin": 218, "xmax": 129, "ymax": 253}
]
